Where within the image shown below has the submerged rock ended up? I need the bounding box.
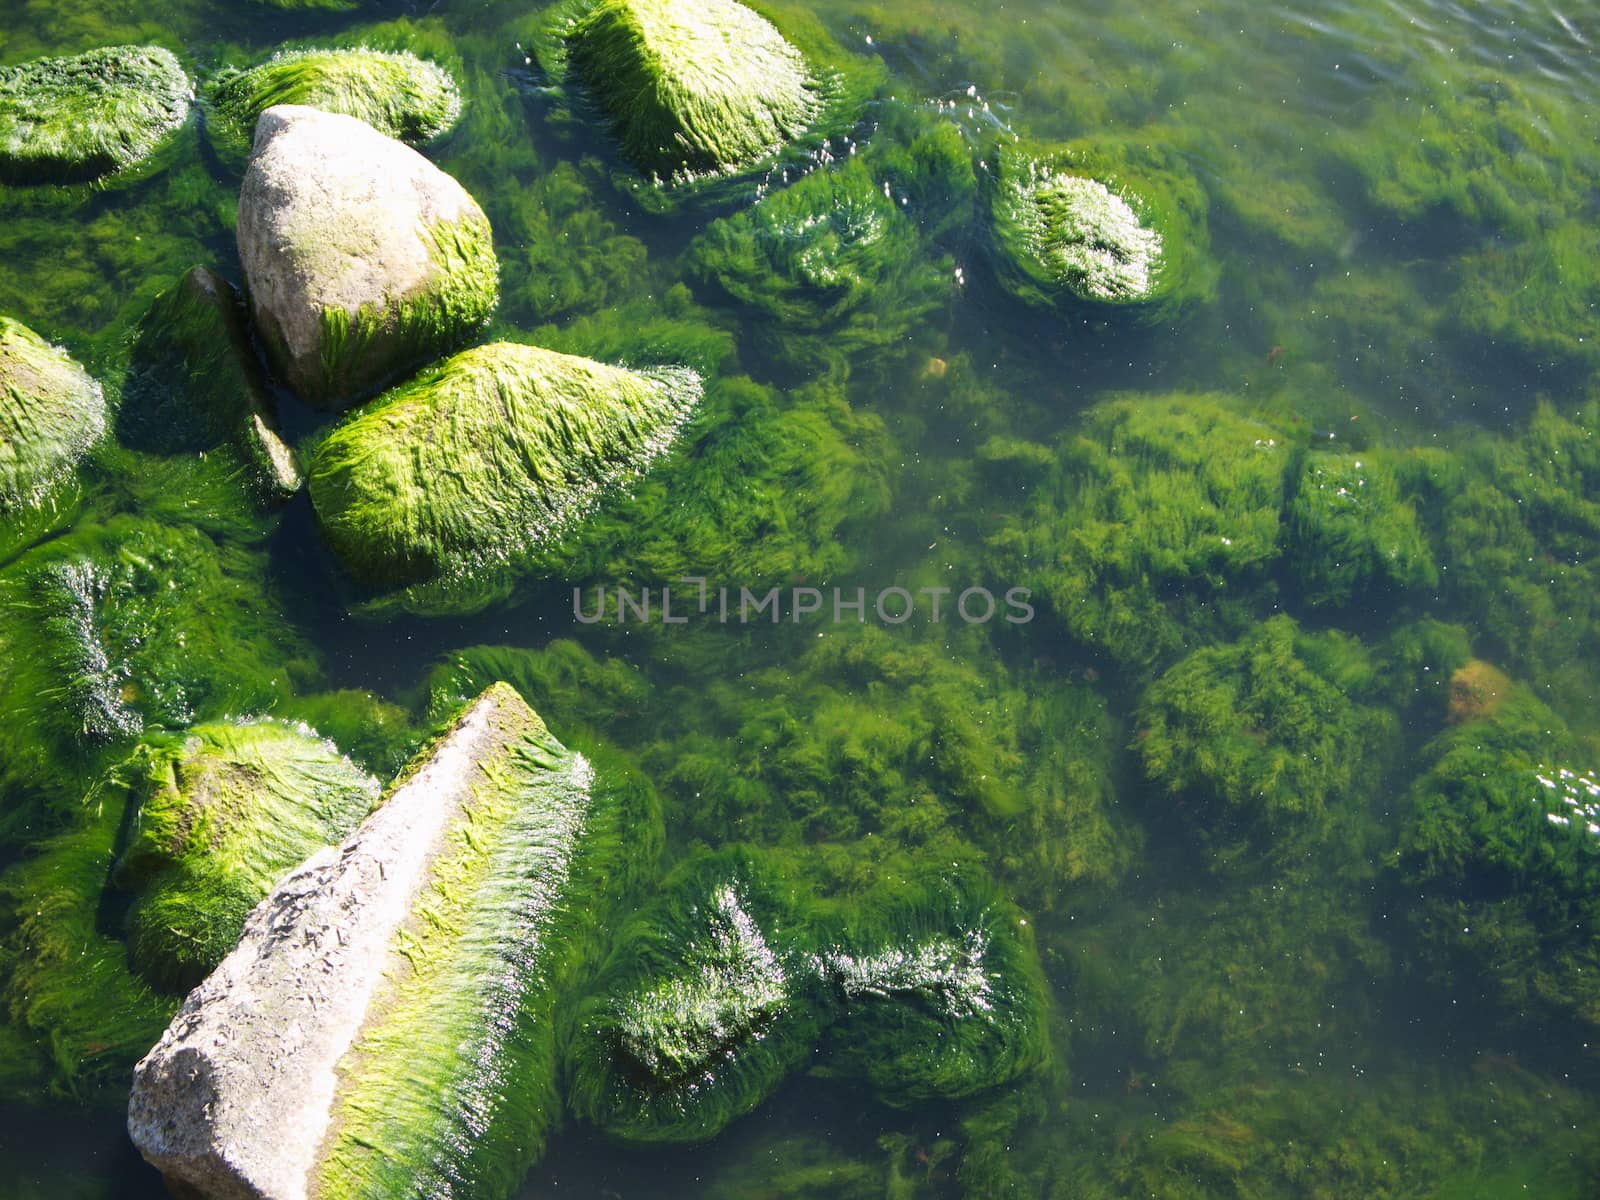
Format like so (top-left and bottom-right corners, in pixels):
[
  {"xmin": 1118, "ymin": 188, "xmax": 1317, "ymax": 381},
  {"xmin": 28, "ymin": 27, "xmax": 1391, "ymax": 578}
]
[
  {"xmin": 564, "ymin": 0, "xmax": 821, "ymax": 182},
  {"xmin": 987, "ymin": 139, "xmax": 1212, "ymax": 317},
  {"xmin": 0, "ymin": 316, "xmax": 105, "ymax": 557},
  {"xmin": 569, "ymin": 852, "xmax": 1048, "ymax": 1143},
  {"xmin": 237, "ymin": 105, "xmax": 497, "ymax": 407},
  {"xmin": 205, "ymin": 49, "xmax": 461, "ymax": 173},
  {"xmin": 128, "ymin": 683, "xmax": 658, "ymax": 1200},
  {"xmin": 121, "ymin": 266, "xmax": 302, "ymax": 503},
  {"xmin": 0, "ymin": 45, "xmax": 190, "ymax": 185},
  {"xmin": 113, "ymin": 721, "xmax": 380, "ymax": 991},
  {"xmin": 307, "ymin": 341, "xmax": 702, "ymax": 614}
]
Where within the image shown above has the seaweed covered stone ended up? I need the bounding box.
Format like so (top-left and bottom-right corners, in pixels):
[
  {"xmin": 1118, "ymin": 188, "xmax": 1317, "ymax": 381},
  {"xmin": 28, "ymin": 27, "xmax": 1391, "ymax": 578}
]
[
  {"xmin": 569, "ymin": 850, "xmax": 1050, "ymax": 1143},
  {"xmin": 0, "ymin": 316, "xmax": 105, "ymax": 558},
  {"xmin": 307, "ymin": 341, "xmax": 702, "ymax": 614},
  {"xmin": 0, "ymin": 46, "xmax": 190, "ymax": 185},
  {"xmin": 684, "ymin": 156, "xmax": 948, "ymax": 368},
  {"xmin": 113, "ymin": 721, "xmax": 380, "ymax": 991},
  {"xmin": 237, "ymin": 105, "xmax": 497, "ymax": 407},
  {"xmin": 983, "ymin": 394, "xmax": 1290, "ymax": 669},
  {"xmin": 1136, "ymin": 616, "xmax": 1395, "ymax": 870},
  {"xmin": 204, "ymin": 49, "xmax": 461, "ymax": 173},
  {"xmin": 564, "ymin": 0, "xmax": 822, "ymax": 182},
  {"xmin": 987, "ymin": 138, "xmax": 1213, "ymax": 317},
  {"xmin": 128, "ymin": 683, "xmax": 660, "ymax": 1200},
  {"xmin": 1283, "ymin": 449, "xmax": 1436, "ymax": 607},
  {"xmin": 1397, "ymin": 682, "xmax": 1600, "ymax": 1029},
  {"xmin": 120, "ymin": 267, "xmax": 302, "ymax": 503}
]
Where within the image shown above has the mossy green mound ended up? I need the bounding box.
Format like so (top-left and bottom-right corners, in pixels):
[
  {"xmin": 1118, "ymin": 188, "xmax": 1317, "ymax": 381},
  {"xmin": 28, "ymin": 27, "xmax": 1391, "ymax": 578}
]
[
  {"xmin": 569, "ymin": 850, "xmax": 829, "ymax": 1143},
  {"xmin": 1397, "ymin": 683, "xmax": 1600, "ymax": 1028},
  {"xmin": 1283, "ymin": 449, "xmax": 1437, "ymax": 607},
  {"xmin": 818, "ymin": 872, "xmax": 1052, "ymax": 1107},
  {"xmin": 0, "ymin": 516, "xmax": 315, "ymax": 818},
  {"xmin": 120, "ymin": 266, "xmax": 302, "ymax": 505},
  {"xmin": 685, "ymin": 157, "xmax": 948, "ymax": 367},
  {"xmin": 308, "ymin": 341, "xmax": 702, "ymax": 614},
  {"xmin": 564, "ymin": 0, "xmax": 822, "ymax": 183},
  {"xmin": 113, "ymin": 721, "xmax": 380, "ymax": 991},
  {"xmin": 0, "ymin": 797, "xmax": 174, "ymax": 1100},
  {"xmin": 0, "ymin": 316, "xmax": 105, "ymax": 559},
  {"xmin": 204, "ymin": 49, "xmax": 461, "ymax": 173},
  {"xmin": 1136, "ymin": 616, "xmax": 1395, "ymax": 870},
  {"xmin": 0, "ymin": 46, "xmax": 190, "ymax": 186},
  {"xmin": 983, "ymin": 394, "xmax": 1290, "ymax": 670},
  {"xmin": 987, "ymin": 138, "xmax": 1213, "ymax": 318},
  {"xmin": 570, "ymin": 849, "xmax": 1049, "ymax": 1143}
]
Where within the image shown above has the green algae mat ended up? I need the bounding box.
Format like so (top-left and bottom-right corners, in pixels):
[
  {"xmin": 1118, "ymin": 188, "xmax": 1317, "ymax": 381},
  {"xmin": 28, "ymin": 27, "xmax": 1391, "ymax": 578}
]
[{"xmin": 3, "ymin": 0, "xmax": 1600, "ymax": 1196}]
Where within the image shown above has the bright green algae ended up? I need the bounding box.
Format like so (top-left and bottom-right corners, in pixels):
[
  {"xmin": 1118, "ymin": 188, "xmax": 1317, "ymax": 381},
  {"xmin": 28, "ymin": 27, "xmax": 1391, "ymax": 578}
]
[
  {"xmin": 307, "ymin": 341, "xmax": 703, "ymax": 614},
  {"xmin": 0, "ymin": 46, "xmax": 190, "ymax": 186},
  {"xmin": 0, "ymin": 316, "xmax": 105, "ymax": 559},
  {"xmin": 564, "ymin": 0, "xmax": 821, "ymax": 182},
  {"xmin": 120, "ymin": 266, "xmax": 302, "ymax": 505},
  {"xmin": 113, "ymin": 721, "xmax": 380, "ymax": 991},
  {"xmin": 987, "ymin": 138, "xmax": 1214, "ymax": 318},
  {"xmin": 204, "ymin": 48, "xmax": 462, "ymax": 173},
  {"xmin": 569, "ymin": 849, "xmax": 1048, "ymax": 1143},
  {"xmin": 313, "ymin": 684, "xmax": 663, "ymax": 1200}
]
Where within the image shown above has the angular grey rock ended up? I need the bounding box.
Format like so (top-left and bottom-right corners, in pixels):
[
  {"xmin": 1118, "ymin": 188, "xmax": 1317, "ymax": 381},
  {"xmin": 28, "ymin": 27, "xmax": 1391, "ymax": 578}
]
[
  {"xmin": 235, "ymin": 104, "xmax": 498, "ymax": 409},
  {"xmin": 127, "ymin": 682, "xmax": 652, "ymax": 1200}
]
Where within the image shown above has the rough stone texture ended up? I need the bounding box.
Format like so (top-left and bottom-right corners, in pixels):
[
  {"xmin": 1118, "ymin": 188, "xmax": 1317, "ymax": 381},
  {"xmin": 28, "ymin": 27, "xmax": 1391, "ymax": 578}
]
[
  {"xmin": 127, "ymin": 686, "xmax": 544, "ymax": 1199},
  {"xmin": 236, "ymin": 105, "xmax": 497, "ymax": 408}
]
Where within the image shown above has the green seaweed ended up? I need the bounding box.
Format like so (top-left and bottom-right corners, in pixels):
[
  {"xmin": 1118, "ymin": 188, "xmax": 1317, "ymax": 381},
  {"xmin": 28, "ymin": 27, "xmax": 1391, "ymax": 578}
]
[
  {"xmin": 0, "ymin": 516, "xmax": 318, "ymax": 828},
  {"xmin": 119, "ymin": 266, "xmax": 302, "ymax": 511},
  {"xmin": 1283, "ymin": 448, "xmax": 1437, "ymax": 607},
  {"xmin": 0, "ymin": 315, "xmax": 104, "ymax": 560},
  {"xmin": 1135, "ymin": 615, "xmax": 1396, "ymax": 870},
  {"xmin": 308, "ymin": 340, "xmax": 703, "ymax": 615},
  {"xmin": 112, "ymin": 720, "xmax": 380, "ymax": 991},
  {"xmin": 684, "ymin": 156, "xmax": 951, "ymax": 370},
  {"xmin": 564, "ymin": 0, "xmax": 823, "ymax": 182},
  {"xmin": 204, "ymin": 48, "xmax": 461, "ymax": 174},
  {"xmin": 987, "ymin": 137, "xmax": 1215, "ymax": 319},
  {"xmin": 313, "ymin": 684, "xmax": 663, "ymax": 1199},
  {"xmin": 1395, "ymin": 682, "xmax": 1600, "ymax": 1028},
  {"xmin": 983, "ymin": 394, "xmax": 1291, "ymax": 671},
  {"xmin": 0, "ymin": 46, "xmax": 190, "ymax": 186}
]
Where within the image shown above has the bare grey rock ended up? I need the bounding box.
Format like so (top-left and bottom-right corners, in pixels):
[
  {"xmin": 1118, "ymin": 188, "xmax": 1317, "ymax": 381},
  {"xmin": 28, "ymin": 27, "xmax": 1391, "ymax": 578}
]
[{"xmin": 236, "ymin": 105, "xmax": 498, "ymax": 409}]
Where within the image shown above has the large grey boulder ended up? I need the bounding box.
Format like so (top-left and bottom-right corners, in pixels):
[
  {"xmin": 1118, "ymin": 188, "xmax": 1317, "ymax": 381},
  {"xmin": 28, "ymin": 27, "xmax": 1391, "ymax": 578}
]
[
  {"xmin": 127, "ymin": 682, "xmax": 655, "ymax": 1200},
  {"xmin": 236, "ymin": 105, "xmax": 498, "ymax": 408}
]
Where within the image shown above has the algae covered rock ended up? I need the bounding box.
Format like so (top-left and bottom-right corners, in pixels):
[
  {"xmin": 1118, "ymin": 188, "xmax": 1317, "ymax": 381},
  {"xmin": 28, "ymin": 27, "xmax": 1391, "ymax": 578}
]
[
  {"xmin": 564, "ymin": 0, "xmax": 822, "ymax": 183},
  {"xmin": 0, "ymin": 516, "xmax": 314, "ymax": 788},
  {"xmin": 307, "ymin": 341, "xmax": 702, "ymax": 614},
  {"xmin": 120, "ymin": 266, "xmax": 302, "ymax": 504},
  {"xmin": 987, "ymin": 138, "xmax": 1212, "ymax": 318},
  {"xmin": 129, "ymin": 683, "xmax": 660, "ymax": 1200},
  {"xmin": 984, "ymin": 394, "xmax": 1290, "ymax": 669},
  {"xmin": 114, "ymin": 721, "xmax": 380, "ymax": 991},
  {"xmin": 0, "ymin": 316, "xmax": 105, "ymax": 558},
  {"xmin": 569, "ymin": 851, "xmax": 829, "ymax": 1143},
  {"xmin": 570, "ymin": 851, "xmax": 1049, "ymax": 1144},
  {"xmin": 1397, "ymin": 683, "xmax": 1600, "ymax": 1029},
  {"xmin": 685, "ymin": 156, "xmax": 948, "ymax": 367},
  {"xmin": 237, "ymin": 104, "xmax": 498, "ymax": 407},
  {"xmin": 1136, "ymin": 616, "xmax": 1395, "ymax": 869},
  {"xmin": 0, "ymin": 46, "xmax": 190, "ymax": 185},
  {"xmin": 1283, "ymin": 449, "xmax": 1437, "ymax": 607},
  {"xmin": 205, "ymin": 49, "xmax": 461, "ymax": 173}
]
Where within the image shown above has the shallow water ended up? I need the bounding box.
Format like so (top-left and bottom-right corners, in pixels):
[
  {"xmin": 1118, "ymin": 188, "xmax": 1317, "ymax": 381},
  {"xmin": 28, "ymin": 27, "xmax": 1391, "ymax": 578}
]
[{"xmin": 3, "ymin": 0, "xmax": 1600, "ymax": 1196}]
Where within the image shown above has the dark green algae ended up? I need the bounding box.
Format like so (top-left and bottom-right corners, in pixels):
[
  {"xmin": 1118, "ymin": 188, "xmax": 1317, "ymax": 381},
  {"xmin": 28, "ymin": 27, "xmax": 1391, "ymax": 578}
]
[{"xmin": 1, "ymin": 0, "xmax": 1600, "ymax": 1196}]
